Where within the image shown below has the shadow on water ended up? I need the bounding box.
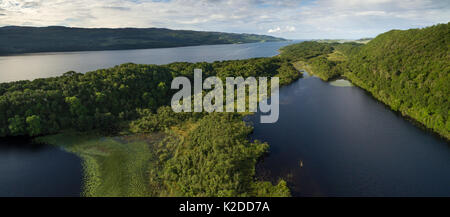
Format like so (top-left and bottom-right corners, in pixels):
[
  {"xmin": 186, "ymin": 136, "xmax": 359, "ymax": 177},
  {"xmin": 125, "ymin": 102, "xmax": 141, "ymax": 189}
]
[
  {"xmin": 250, "ymin": 75, "xmax": 450, "ymax": 197},
  {"xmin": 0, "ymin": 137, "xmax": 83, "ymax": 197}
]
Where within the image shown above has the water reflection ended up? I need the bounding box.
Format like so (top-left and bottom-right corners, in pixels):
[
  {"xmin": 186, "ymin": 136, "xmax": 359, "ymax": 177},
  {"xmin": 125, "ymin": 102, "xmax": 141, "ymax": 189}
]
[
  {"xmin": 251, "ymin": 76, "xmax": 450, "ymax": 197},
  {"xmin": 0, "ymin": 137, "xmax": 83, "ymax": 196},
  {"xmin": 0, "ymin": 41, "xmax": 297, "ymax": 83}
]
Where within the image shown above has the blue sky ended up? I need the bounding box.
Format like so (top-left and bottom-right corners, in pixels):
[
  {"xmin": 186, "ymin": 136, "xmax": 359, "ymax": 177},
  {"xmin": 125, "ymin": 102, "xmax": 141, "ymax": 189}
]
[{"xmin": 0, "ymin": 0, "xmax": 449, "ymax": 39}]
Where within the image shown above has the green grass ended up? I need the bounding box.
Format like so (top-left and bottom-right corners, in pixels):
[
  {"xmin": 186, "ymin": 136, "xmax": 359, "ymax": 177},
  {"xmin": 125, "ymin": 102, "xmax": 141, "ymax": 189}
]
[
  {"xmin": 327, "ymin": 50, "xmax": 347, "ymax": 62},
  {"xmin": 36, "ymin": 131, "xmax": 167, "ymax": 197},
  {"xmin": 292, "ymin": 61, "xmax": 312, "ymax": 73},
  {"xmin": 292, "ymin": 61, "xmax": 320, "ymax": 78}
]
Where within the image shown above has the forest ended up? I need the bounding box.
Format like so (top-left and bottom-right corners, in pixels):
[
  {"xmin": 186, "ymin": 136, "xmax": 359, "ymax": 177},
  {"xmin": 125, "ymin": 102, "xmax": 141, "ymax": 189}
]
[
  {"xmin": 0, "ymin": 57, "xmax": 300, "ymax": 197},
  {"xmin": 0, "ymin": 57, "xmax": 299, "ymax": 137},
  {"xmin": 37, "ymin": 111, "xmax": 291, "ymax": 197},
  {"xmin": 280, "ymin": 23, "xmax": 449, "ymax": 140},
  {"xmin": 0, "ymin": 26, "xmax": 285, "ymax": 55}
]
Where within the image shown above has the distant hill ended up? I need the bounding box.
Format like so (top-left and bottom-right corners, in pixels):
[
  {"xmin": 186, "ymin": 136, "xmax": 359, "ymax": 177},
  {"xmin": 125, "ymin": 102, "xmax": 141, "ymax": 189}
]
[
  {"xmin": 313, "ymin": 38, "xmax": 373, "ymax": 44},
  {"xmin": 0, "ymin": 26, "xmax": 286, "ymax": 55}
]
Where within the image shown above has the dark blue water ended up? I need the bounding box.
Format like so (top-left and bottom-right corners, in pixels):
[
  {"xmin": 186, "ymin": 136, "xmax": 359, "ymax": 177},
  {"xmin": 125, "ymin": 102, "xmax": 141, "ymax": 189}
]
[
  {"xmin": 1, "ymin": 41, "xmax": 448, "ymax": 197},
  {"xmin": 249, "ymin": 74, "xmax": 450, "ymax": 196},
  {"xmin": 0, "ymin": 138, "xmax": 82, "ymax": 197}
]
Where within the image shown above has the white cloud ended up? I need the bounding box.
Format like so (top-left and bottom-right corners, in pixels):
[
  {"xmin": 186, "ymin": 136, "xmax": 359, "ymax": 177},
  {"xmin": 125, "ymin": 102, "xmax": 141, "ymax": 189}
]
[
  {"xmin": 286, "ymin": 26, "xmax": 296, "ymax": 32},
  {"xmin": 268, "ymin": 27, "xmax": 281, "ymax": 33},
  {"xmin": 0, "ymin": 0, "xmax": 449, "ymax": 39},
  {"xmin": 268, "ymin": 26, "xmax": 295, "ymax": 33},
  {"xmin": 354, "ymin": 11, "xmax": 387, "ymax": 16}
]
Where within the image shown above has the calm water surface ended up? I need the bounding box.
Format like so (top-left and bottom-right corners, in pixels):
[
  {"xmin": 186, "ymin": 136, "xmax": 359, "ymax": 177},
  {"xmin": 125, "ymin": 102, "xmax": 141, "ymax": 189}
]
[
  {"xmin": 0, "ymin": 138, "xmax": 82, "ymax": 196},
  {"xmin": 0, "ymin": 42, "xmax": 295, "ymax": 82},
  {"xmin": 0, "ymin": 41, "xmax": 449, "ymax": 196},
  {"xmin": 249, "ymin": 74, "xmax": 450, "ymax": 196}
]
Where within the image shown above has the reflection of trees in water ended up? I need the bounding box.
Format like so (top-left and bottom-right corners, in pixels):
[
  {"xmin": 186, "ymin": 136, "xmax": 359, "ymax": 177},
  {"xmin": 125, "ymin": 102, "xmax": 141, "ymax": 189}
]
[{"xmin": 0, "ymin": 137, "xmax": 48, "ymax": 152}]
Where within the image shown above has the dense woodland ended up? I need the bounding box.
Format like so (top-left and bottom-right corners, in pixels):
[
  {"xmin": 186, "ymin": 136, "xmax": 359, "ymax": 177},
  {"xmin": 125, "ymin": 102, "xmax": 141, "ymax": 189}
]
[
  {"xmin": 0, "ymin": 57, "xmax": 299, "ymax": 137},
  {"xmin": 0, "ymin": 26, "xmax": 285, "ymax": 55},
  {"xmin": 38, "ymin": 111, "xmax": 291, "ymax": 197},
  {"xmin": 146, "ymin": 112, "xmax": 290, "ymax": 196},
  {"xmin": 160, "ymin": 112, "xmax": 290, "ymax": 196},
  {"xmin": 281, "ymin": 23, "xmax": 449, "ymax": 140},
  {"xmin": 0, "ymin": 57, "xmax": 300, "ymax": 197}
]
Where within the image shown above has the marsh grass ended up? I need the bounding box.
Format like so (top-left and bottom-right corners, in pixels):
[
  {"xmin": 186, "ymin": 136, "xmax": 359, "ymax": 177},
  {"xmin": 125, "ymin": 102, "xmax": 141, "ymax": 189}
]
[
  {"xmin": 36, "ymin": 131, "xmax": 167, "ymax": 197},
  {"xmin": 35, "ymin": 115, "xmax": 290, "ymax": 197}
]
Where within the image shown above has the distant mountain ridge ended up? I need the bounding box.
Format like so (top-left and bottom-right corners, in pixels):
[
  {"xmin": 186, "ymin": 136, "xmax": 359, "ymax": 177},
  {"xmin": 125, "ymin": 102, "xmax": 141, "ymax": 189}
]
[{"xmin": 0, "ymin": 26, "xmax": 286, "ymax": 55}]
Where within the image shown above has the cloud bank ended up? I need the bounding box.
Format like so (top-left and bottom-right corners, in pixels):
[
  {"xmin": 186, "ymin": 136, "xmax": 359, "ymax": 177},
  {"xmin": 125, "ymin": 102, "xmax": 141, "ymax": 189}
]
[{"xmin": 0, "ymin": 0, "xmax": 449, "ymax": 38}]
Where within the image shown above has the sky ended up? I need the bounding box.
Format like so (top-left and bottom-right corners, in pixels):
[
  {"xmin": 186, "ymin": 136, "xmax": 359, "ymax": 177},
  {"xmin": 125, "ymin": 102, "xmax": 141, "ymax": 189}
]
[{"xmin": 0, "ymin": 0, "xmax": 449, "ymax": 39}]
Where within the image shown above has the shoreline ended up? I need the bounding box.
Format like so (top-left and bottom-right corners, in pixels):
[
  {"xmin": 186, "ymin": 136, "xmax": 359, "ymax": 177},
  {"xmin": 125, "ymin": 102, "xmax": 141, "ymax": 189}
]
[{"xmin": 0, "ymin": 41, "xmax": 288, "ymax": 57}]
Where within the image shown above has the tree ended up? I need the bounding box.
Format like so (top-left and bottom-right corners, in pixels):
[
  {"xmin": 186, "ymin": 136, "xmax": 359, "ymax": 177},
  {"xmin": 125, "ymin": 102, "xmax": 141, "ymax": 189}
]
[
  {"xmin": 26, "ymin": 115, "xmax": 42, "ymax": 136},
  {"xmin": 8, "ymin": 115, "xmax": 25, "ymax": 136}
]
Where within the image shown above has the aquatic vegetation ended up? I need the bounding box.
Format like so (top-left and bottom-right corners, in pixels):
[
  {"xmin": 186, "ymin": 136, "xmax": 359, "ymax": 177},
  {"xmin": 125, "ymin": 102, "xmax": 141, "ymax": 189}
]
[
  {"xmin": 329, "ymin": 79, "xmax": 353, "ymax": 87},
  {"xmin": 36, "ymin": 132, "xmax": 166, "ymax": 197},
  {"xmin": 36, "ymin": 113, "xmax": 291, "ymax": 197}
]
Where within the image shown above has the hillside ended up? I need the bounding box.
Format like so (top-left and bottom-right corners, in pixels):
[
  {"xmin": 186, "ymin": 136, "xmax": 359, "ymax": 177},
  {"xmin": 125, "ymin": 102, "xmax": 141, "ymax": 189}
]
[
  {"xmin": 345, "ymin": 23, "xmax": 449, "ymax": 140},
  {"xmin": 280, "ymin": 23, "xmax": 450, "ymax": 140},
  {"xmin": 0, "ymin": 26, "xmax": 286, "ymax": 55}
]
